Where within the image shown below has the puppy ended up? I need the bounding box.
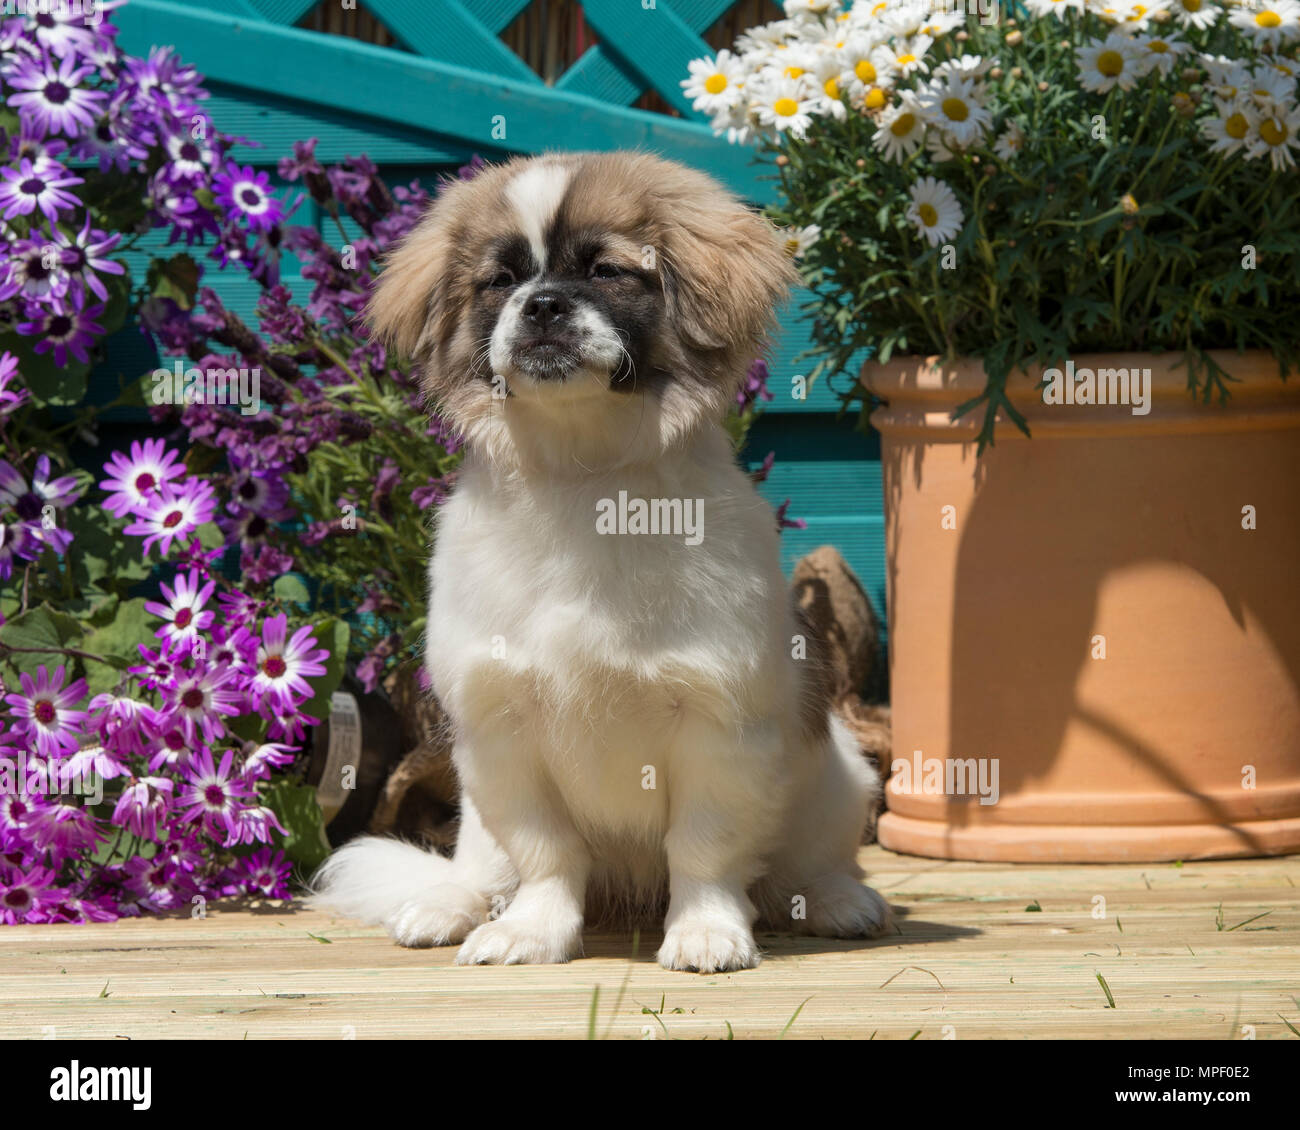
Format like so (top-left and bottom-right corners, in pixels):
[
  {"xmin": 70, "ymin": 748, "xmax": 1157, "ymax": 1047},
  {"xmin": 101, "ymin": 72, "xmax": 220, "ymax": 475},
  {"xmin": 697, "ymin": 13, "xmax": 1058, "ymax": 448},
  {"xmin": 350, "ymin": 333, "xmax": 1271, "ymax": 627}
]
[{"xmin": 311, "ymin": 151, "xmax": 890, "ymax": 972}]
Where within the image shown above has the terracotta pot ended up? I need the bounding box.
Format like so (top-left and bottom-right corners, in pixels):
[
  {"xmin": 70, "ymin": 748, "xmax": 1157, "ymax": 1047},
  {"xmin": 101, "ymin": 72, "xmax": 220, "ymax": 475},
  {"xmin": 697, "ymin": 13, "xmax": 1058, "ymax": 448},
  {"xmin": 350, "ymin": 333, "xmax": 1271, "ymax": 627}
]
[{"xmin": 863, "ymin": 350, "xmax": 1300, "ymax": 862}]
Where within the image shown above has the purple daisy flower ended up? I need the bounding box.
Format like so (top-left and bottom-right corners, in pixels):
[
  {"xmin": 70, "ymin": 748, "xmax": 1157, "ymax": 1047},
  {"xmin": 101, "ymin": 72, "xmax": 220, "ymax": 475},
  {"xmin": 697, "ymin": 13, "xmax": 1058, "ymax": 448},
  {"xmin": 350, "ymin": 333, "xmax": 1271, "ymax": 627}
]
[
  {"xmin": 111, "ymin": 777, "xmax": 174, "ymax": 841},
  {"xmin": 4, "ymin": 665, "xmax": 88, "ymax": 759},
  {"xmin": 213, "ymin": 163, "xmax": 283, "ymax": 233},
  {"xmin": 176, "ymin": 748, "xmax": 253, "ymax": 844},
  {"xmin": 99, "ymin": 438, "xmax": 186, "ymax": 518},
  {"xmin": 223, "ymin": 847, "xmax": 293, "ymax": 899},
  {"xmin": 6, "ymin": 51, "xmax": 106, "ymax": 137},
  {"xmin": 0, "ymin": 352, "xmax": 28, "ymax": 419},
  {"xmin": 0, "ymin": 237, "xmax": 73, "ymax": 306},
  {"xmin": 0, "ymin": 864, "xmax": 64, "ymax": 924},
  {"xmin": 144, "ymin": 569, "xmax": 217, "ymax": 650},
  {"xmin": 87, "ymin": 694, "xmax": 159, "ymax": 761},
  {"xmin": 123, "ymin": 478, "xmax": 217, "ymax": 557},
  {"xmin": 55, "ymin": 217, "xmax": 124, "ymax": 302},
  {"xmin": 162, "ymin": 661, "xmax": 241, "ymax": 746},
  {"xmin": 18, "ymin": 302, "xmax": 105, "ymax": 367},
  {"xmin": 249, "ymin": 614, "xmax": 327, "ymax": 713}
]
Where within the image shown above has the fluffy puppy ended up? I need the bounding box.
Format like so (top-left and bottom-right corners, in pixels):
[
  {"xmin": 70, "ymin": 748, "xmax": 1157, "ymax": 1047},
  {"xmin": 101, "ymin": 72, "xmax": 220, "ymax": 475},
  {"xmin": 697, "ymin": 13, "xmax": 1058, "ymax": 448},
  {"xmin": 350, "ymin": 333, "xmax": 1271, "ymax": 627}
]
[{"xmin": 311, "ymin": 151, "xmax": 890, "ymax": 972}]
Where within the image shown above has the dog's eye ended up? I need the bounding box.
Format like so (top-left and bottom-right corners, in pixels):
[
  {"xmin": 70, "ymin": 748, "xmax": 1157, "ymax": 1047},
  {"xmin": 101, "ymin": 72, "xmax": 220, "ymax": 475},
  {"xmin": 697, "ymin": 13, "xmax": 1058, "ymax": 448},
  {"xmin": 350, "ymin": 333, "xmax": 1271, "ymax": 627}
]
[
  {"xmin": 590, "ymin": 263, "xmax": 622, "ymax": 280},
  {"xmin": 487, "ymin": 269, "xmax": 515, "ymax": 289}
]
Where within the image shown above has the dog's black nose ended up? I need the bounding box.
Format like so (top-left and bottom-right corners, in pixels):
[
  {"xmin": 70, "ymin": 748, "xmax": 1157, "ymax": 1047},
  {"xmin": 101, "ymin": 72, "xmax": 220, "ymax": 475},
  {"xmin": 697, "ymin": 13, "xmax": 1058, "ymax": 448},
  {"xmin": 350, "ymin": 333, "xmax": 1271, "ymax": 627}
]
[{"xmin": 523, "ymin": 291, "xmax": 570, "ymax": 330}]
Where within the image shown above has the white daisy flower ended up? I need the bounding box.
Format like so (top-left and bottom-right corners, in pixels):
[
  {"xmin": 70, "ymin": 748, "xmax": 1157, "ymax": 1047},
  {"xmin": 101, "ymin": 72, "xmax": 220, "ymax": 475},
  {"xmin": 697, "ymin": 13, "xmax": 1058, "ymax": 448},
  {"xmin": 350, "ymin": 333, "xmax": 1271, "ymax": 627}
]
[
  {"xmin": 781, "ymin": 224, "xmax": 822, "ymax": 259},
  {"xmin": 784, "ymin": 0, "xmax": 837, "ymax": 16},
  {"xmin": 1229, "ymin": 0, "xmax": 1300, "ymax": 48},
  {"xmin": 917, "ymin": 9, "xmax": 966, "ymax": 37},
  {"xmin": 932, "ymin": 54, "xmax": 999, "ymax": 81},
  {"xmin": 1200, "ymin": 97, "xmax": 1257, "ymax": 155},
  {"xmin": 873, "ymin": 92, "xmax": 926, "ymax": 161},
  {"xmin": 1076, "ymin": 34, "xmax": 1144, "ymax": 93},
  {"xmin": 753, "ymin": 78, "xmax": 816, "ymax": 137},
  {"xmin": 736, "ymin": 19, "xmax": 800, "ymax": 54},
  {"xmin": 883, "ymin": 35, "xmax": 934, "ymax": 78},
  {"xmin": 839, "ymin": 35, "xmax": 897, "ymax": 97},
  {"xmin": 1201, "ymin": 54, "xmax": 1252, "ymax": 100},
  {"xmin": 918, "ymin": 74, "xmax": 994, "ymax": 146},
  {"xmin": 1169, "ymin": 0, "xmax": 1222, "ymax": 29},
  {"xmin": 709, "ymin": 102, "xmax": 756, "ymax": 145},
  {"xmin": 1132, "ymin": 33, "xmax": 1189, "ymax": 75},
  {"xmin": 810, "ymin": 54, "xmax": 851, "ymax": 117},
  {"xmin": 906, "ymin": 176, "xmax": 964, "ymax": 247},
  {"xmin": 993, "ymin": 119, "xmax": 1027, "ymax": 160},
  {"xmin": 1248, "ymin": 102, "xmax": 1300, "ymax": 168},
  {"xmin": 682, "ymin": 50, "xmax": 746, "ymax": 115},
  {"xmin": 1247, "ymin": 62, "xmax": 1297, "ymax": 104},
  {"xmin": 926, "ymin": 128, "xmax": 966, "ymax": 162},
  {"xmin": 1118, "ymin": 0, "xmax": 1174, "ymax": 32}
]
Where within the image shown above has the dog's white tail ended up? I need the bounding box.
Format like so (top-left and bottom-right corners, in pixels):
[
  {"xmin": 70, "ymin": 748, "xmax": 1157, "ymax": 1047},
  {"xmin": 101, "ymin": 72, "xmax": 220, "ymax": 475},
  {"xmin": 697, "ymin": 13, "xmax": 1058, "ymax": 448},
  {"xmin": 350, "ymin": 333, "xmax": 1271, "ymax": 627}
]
[{"xmin": 308, "ymin": 835, "xmax": 457, "ymax": 925}]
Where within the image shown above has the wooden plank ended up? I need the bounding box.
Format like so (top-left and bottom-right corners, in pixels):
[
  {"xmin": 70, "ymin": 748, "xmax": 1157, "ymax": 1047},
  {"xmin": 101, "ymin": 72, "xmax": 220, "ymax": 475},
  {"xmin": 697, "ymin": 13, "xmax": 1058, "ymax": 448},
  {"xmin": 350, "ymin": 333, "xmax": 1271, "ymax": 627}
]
[
  {"xmin": 581, "ymin": 0, "xmax": 710, "ymax": 118},
  {"xmin": 365, "ymin": 0, "xmax": 543, "ymax": 83},
  {"xmin": 463, "ymin": 0, "xmax": 536, "ymax": 33},
  {"xmin": 2, "ymin": 848, "xmax": 1295, "ymax": 1040},
  {"xmin": 115, "ymin": 0, "xmax": 765, "ymax": 199},
  {"xmin": 243, "ymin": 0, "xmax": 320, "ymax": 24},
  {"xmin": 555, "ymin": 43, "xmax": 646, "ymax": 107}
]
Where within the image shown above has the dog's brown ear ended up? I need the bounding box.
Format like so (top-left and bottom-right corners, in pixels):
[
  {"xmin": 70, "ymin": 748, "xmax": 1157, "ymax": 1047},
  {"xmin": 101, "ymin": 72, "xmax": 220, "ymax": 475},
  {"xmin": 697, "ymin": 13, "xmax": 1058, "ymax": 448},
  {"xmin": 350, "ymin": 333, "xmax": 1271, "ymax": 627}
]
[
  {"xmin": 367, "ymin": 179, "xmax": 472, "ymax": 360},
  {"xmin": 659, "ymin": 182, "xmax": 799, "ymax": 356}
]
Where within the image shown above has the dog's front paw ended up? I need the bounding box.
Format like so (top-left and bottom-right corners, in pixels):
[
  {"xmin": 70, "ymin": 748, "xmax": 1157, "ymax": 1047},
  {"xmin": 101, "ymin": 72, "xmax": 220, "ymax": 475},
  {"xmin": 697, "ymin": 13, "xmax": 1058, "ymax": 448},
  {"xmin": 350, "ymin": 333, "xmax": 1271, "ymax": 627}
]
[
  {"xmin": 658, "ymin": 918, "xmax": 760, "ymax": 974},
  {"xmin": 802, "ymin": 875, "xmax": 893, "ymax": 938},
  {"xmin": 386, "ymin": 883, "xmax": 488, "ymax": 948},
  {"xmin": 455, "ymin": 915, "xmax": 582, "ymax": 966}
]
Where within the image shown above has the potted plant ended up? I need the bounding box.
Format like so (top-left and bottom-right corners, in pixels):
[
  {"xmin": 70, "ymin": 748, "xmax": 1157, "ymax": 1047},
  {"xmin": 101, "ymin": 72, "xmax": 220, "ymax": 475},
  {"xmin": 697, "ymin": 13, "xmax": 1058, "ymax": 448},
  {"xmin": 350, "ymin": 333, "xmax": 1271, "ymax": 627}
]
[{"xmin": 687, "ymin": 0, "xmax": 1300, "ymax": 860}]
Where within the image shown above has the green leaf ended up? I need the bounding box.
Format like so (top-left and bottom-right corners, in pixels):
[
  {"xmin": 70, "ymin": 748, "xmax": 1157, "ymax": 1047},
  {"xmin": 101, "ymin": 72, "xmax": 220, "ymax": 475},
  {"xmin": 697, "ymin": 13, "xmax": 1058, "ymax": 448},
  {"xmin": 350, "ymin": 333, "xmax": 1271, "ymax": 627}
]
[
  {"xmin": 273, "ymin": 574, "xmax": 311, "ymax": 604},
  {"xmin": 0, "ymin": 332, "xmax": 90, "ymax": 406},
  {"xmin": 0, "ymin": 604, "xmax": 85, "ymax": 679},
  {"xmin": 146, "ymin": 253, "xmax": 201, "ymax": 310},
  {"xmin": 300, "ymin": 617, "xmax": 350, "ymax": 725},
  {"xmin": 97, "ymin": 267, "xmax": 134, "ymax": 337},
  {"xmin": 263, "ymin": 780, "xmax": 331, "ymax": 877},
  {"xmin": 80, "ymin": 597, "xmax": 157, "ymax": 698}
]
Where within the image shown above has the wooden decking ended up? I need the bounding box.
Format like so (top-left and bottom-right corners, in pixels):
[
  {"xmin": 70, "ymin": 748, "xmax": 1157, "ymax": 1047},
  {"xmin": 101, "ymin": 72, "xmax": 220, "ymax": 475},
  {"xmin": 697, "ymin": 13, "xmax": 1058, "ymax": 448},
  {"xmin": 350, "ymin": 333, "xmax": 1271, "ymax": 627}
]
[{"xmin": 4, "ymin": 847, "xmax": 1297, "ymax": 1040}]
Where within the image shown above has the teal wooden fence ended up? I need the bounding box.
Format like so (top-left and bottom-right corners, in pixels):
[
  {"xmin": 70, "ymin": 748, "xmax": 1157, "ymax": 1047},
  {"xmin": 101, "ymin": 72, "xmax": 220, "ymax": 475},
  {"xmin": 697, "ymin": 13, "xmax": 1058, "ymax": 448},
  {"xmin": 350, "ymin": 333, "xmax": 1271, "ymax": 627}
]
[{"xmin": 108, "ymin": 0, "xmax": 885, "ymax": 623}]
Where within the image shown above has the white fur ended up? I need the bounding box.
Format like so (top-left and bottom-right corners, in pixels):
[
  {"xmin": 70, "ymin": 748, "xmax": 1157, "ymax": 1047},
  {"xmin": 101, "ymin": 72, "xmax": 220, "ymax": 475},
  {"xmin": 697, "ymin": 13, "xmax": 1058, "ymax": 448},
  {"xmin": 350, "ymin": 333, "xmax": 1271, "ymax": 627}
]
[
  {"xmin": 505, "ymin": 161, "xmax": 570, "ymax": 269},
  {"xmin": 311, "ymin": 165, "xmax": 890, "ymax": 974}
]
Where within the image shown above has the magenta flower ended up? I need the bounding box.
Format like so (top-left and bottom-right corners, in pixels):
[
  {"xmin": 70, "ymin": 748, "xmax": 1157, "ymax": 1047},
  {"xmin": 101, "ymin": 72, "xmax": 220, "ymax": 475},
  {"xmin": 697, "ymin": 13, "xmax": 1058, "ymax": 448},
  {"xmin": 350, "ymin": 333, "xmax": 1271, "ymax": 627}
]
[
  {"xmin": 249, "ymin": 614, "xmax": 327, "ymax": 713},
  {"xmin": 222, "ymin": 847, "xmax": 293, "ymax": 897},
  {"xmin": 6, "ymin": 51, "xmax": 106, "ymax": 136},
  {"xmin": 4, "ymin": 666, "xmax": 88, "ymax": 759},
  {"xmin": 55, "ymin": 217, "xmax": 125, "ymax": 303},
  {"xmin": 111, "ymin": 777, "xmax": 175, "ymax": 841},
  {"xmin": 0, "ymin": 157, "xmax": 83, "ymax": 223},
  {"xmin": 213, "ymin": 163, "xmax": 284, "ymax": 233},
  {"xmin": 0, "ymin": 866, "xmax": 65, "ymax": 925},
  {"xmin": 100, "ymin": 438, "xmax": 186, "ymax": 518},
  {"xmin": 19, "ymin": 302, "xmax": 106, "ymax": 367},
  {"xmin": 124, "ymin": 479, "xmax": 217, "ymax": 557},
  {"xmin": 145, "ymin": 569, "xmax": 217, "ymax": 650},
  {"xmin": 0, "ymin": 353, "xmax": 28, "ymax": 420},
  {"xmin": 177, "ymin": 749, "xmax": 253, "ymax": 844},
  {"xmin": 162, "ymin": 661, "xmax": 241, "ymax": 746}
]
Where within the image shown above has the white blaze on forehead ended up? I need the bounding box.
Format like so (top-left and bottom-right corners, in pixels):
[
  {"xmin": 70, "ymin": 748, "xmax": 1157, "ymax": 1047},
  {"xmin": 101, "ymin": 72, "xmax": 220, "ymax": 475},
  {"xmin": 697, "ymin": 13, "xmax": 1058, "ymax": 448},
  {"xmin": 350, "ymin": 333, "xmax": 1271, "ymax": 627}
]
[{"xmin": 507, "ymin": 161, "xmax": 571, "ymax": 271}]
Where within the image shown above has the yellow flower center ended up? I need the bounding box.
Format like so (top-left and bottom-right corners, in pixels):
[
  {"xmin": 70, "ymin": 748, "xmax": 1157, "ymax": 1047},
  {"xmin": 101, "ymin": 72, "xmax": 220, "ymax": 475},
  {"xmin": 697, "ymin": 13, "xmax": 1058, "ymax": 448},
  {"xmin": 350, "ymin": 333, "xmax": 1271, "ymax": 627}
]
[
  {"xmin": 825, "ymin": 77, "xmax": 841, "ymax": 99},
  {"xmin": 1259, "ymin": 117, "xmax": 1288, "ymax": 145},
  {"xmin": 856, "ymin": 59, "xmax": 878, "ymax": 83},
  {"xmin": 1225, "ymin": 112, "xmax": 1250, "ymax": 139},
  {"xmin": 891, "ymin": 111, "xmax": 916, "ymax": 135},
  {"xmin": 704, "ymin": 73, "xmax": 728, "ymax": 95},
  {"xmin": 865, "ymin": 87, "xmax": 888, "ymax": 109},
  {"xmin": 1256, "ymin": 11, "xmax": 1283, "ymax": 27},
  {"xmin": 872, "ymin": 1, "xmax": 887, "ymax": 13},
  {"xmin": 1148, "ymin": 40, "xmax": 1169, "ymax": 53},
  {"xmin": 942, "ymin": 96, "xmax": 970, "ymax": 122},
  {"xmin": 1182, "ymin": 0, "xmax": 1201, "ymax": 10},
  {"xmin": 774, "ymin": 97, "xmax": 800, "ymax": 117},
  {"xmin": 1097, "ymin": 50, "xmax": 1125, "ymax": 77},
  {"xmin": 896, "ymin": 53, "xmax": 917, "ymax": 65},
  {"xmin": 784, "ymin": 66, "xmax": 805, "ymax": 79},
  {"xmin": 918, "ymin": 203, "xmax": 938, "ymax": 227}
]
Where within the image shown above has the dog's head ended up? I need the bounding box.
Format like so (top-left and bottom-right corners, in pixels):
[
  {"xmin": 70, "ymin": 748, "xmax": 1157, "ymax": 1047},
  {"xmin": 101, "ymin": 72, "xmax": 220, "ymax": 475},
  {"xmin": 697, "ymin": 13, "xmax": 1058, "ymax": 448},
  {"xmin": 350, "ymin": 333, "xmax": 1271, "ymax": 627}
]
[{"xmin": 368, "ymin": 151, "xmax": 797, "ymax": 462}]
